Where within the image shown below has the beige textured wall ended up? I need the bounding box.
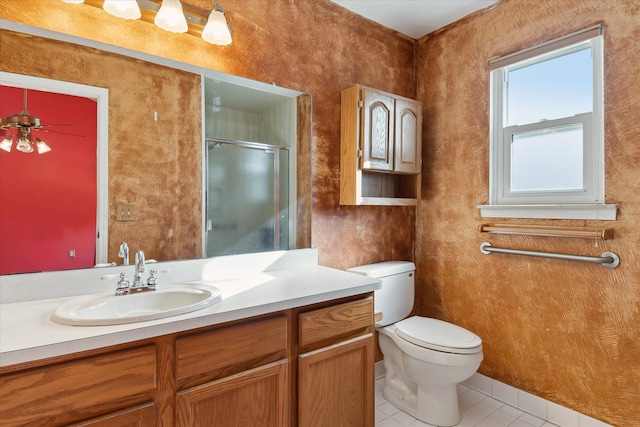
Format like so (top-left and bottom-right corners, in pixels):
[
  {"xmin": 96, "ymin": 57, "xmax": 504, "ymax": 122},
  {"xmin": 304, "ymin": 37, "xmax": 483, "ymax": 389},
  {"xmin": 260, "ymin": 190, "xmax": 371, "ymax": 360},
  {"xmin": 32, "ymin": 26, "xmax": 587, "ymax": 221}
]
[
  {"xmin": 3, "ymin": 0, "xmax": 637, "ymax": 424},
  {"xmin": 415, "ymin": 1, "xmax": 640, "ymax": 425}
]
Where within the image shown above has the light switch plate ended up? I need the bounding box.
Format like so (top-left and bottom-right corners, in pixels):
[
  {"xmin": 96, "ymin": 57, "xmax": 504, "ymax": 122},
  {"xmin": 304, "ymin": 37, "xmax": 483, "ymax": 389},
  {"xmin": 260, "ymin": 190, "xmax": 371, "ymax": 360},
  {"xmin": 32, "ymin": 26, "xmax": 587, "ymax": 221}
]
[{"xmin": 117, "ymin": 204, "xmax": 135, "ymax": 221}]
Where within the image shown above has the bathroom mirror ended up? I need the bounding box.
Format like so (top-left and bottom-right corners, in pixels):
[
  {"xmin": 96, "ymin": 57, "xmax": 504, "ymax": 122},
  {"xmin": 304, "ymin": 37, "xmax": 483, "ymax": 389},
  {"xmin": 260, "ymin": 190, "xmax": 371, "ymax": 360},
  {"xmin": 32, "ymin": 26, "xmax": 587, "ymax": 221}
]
[{"xmin": 0, "ymin": 22, "xmax": 312, "ymax": 275}]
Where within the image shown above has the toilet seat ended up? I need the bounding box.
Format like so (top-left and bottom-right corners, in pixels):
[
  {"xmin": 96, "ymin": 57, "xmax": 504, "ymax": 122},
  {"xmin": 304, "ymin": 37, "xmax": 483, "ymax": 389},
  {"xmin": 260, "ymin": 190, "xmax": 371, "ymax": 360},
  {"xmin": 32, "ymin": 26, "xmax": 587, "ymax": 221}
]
[{"xmin": 394, "ymin": 316, "xmax": 482, "ymax": 354}]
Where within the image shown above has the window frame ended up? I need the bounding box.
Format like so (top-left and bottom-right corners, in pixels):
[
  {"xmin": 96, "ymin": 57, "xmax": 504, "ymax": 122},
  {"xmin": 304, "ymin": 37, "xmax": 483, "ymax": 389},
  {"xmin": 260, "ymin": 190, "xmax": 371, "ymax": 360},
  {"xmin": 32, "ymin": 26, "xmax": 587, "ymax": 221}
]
[
  {"xmin": 500, "ymin": 112, "xmax": 593, "ymax": 203},
  {"xmin": 479, "ymin": 25, "xmax": 617, "ymax": 220}
]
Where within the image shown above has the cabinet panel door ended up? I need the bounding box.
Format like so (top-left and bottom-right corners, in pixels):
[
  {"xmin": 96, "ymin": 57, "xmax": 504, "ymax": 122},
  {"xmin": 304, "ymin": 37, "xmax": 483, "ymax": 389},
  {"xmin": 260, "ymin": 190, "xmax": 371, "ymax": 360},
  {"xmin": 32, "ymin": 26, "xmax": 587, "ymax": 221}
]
[
  {"xmin": 361, "ymin": 90, "xmax": 394, "ymax": 171},
  {"xmin": 176, "ymin": 360, "xmax": 288, "ymax": 427},
  {"xmin": 394, "ymin": 99, "xmax": 422, "ymax": 174},
  {"xmin": 298, "ymin": 334, "xmax": 374, "ymax": 427}
]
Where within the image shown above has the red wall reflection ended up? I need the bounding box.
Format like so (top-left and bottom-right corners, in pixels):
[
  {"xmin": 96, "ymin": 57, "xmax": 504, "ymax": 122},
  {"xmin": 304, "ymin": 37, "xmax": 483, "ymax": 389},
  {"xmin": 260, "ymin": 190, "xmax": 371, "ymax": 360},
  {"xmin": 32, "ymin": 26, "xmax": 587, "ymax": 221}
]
[{"xmin": 0, "ymin": 86, "xmax": 97, "ymax": 274}]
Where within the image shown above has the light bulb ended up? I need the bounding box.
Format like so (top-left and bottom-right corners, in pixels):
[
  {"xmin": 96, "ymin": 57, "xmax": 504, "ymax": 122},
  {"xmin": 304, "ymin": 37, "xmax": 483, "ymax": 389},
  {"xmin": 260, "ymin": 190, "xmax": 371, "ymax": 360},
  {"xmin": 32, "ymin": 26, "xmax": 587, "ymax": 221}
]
[
  {"xmin": 36, "ymin": 138, "xmax": 52, "ymax": 154},
  {"xmin": 0, "ymin": 136, "xmax": 13, "ymax": 152},
  {"xmin": 103, "ymin": 0, "xmax": 141, "ymax": 20},
  {"xmin": 154, "ymin": 0, "xmax": 188, "ymax": 33},
  {"xmin": 16, "ymin": 136, "xmax": 34, "ymax": 153},
  {"xmin": 202, "ymin": 8, "xmax": 232, "ymax": 46}
]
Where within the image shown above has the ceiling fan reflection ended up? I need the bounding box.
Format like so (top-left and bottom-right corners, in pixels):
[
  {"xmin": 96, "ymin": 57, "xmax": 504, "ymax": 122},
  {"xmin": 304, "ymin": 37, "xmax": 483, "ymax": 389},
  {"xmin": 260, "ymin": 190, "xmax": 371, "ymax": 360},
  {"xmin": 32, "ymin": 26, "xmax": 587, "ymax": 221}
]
[{"xmin": 0, "ymin": 88, "xmax": 84, "ymax": 154}]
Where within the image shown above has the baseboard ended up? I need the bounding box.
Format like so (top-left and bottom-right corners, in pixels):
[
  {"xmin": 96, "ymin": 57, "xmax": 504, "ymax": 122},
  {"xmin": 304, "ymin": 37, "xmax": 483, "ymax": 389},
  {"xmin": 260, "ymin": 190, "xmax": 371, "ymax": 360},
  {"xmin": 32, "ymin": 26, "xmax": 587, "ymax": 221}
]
[{"xmin": 463, "ymin": 373, "xmax": 612, "ymax": 427}]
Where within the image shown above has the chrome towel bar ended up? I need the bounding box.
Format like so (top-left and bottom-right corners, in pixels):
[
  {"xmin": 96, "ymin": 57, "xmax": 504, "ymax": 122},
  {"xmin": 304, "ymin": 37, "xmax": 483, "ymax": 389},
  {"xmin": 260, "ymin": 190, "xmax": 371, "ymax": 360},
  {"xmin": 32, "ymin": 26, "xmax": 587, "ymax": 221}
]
[{"xmin": 480, "ymin": 242, "xmax": 620, "ymax": 269}]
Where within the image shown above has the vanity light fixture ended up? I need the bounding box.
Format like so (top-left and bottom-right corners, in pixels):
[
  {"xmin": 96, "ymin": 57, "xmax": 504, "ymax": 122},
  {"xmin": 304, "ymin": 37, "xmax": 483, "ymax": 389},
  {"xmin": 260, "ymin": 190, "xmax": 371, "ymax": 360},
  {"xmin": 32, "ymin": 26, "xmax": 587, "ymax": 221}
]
[
  {"xmin": 201, "ymin": 1, "xmax": 232, "ymax": 46},
  {"xmin": 154, "ymin": 0, "xmax": 188, "ymax": 33},
  {"xmin": 59, "ymin": 0, "xmax": 233, "ymax": 45},
  {"xmin": 103, "ymin": 0, "xmax": 142, "ymax": 20}
]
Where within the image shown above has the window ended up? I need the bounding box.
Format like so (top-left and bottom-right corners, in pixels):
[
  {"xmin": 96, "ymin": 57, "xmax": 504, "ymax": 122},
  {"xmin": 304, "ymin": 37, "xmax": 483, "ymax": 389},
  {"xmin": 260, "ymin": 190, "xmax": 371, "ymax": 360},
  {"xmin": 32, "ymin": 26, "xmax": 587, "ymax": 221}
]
[{"xmin": 479, "ymin": 25, "xmax": 617, "ymax": 220}]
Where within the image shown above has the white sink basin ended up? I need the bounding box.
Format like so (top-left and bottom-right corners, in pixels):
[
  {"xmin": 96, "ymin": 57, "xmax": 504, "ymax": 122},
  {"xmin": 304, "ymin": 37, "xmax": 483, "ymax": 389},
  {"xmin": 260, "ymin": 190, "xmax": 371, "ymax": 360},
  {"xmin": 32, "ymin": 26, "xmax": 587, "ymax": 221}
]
[{"xmin": 51, "ymin": 283, "xmax": 222, "ymax": 326}]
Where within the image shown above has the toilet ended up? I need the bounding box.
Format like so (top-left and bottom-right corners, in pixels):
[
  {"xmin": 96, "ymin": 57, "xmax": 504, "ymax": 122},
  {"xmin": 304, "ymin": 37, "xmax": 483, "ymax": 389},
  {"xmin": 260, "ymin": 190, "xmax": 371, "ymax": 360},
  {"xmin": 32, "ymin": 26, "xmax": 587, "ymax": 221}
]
[{"xmin": 348, "ymin": 261, "xmax": 483, "ymax": 427}]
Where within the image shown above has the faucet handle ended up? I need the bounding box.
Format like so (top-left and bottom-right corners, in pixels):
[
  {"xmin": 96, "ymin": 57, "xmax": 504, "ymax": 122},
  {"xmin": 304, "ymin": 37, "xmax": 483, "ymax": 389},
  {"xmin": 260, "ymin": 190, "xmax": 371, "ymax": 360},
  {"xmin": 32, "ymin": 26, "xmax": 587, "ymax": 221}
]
[
  {"xmin": 147, "ymin": 269, "xmax": 159, "ymax": 290},
  {"xmin": 115, "ymin": 272, "xmax": 130, "ymax": 296}
]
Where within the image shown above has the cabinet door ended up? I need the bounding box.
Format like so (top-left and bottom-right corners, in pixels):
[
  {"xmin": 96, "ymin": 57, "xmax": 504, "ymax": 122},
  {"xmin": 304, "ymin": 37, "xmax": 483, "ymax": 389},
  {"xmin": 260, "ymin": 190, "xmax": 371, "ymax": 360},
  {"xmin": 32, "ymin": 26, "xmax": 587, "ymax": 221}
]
[
  {"xmin": 176, "ymin": 360, "xmax": 288, "ymax": 427},
  {"xmin": 394, "ymin": 98, "xmax": 422, "ymax": 174},
  {"xmin": 298, "ymin": 334, "xmax": 374, "ymax": 427},
  {"xmin": 361, "ymin": 89, "xmax": 395, "ymax": 171}
]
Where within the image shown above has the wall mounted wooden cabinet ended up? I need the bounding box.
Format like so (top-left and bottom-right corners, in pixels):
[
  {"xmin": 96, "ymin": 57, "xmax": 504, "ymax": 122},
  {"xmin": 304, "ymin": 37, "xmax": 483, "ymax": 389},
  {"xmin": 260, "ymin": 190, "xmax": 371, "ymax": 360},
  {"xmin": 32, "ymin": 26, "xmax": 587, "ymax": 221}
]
[{"xmin": 341, "ymin": 85, "xmax": 422, "ymax": 206}]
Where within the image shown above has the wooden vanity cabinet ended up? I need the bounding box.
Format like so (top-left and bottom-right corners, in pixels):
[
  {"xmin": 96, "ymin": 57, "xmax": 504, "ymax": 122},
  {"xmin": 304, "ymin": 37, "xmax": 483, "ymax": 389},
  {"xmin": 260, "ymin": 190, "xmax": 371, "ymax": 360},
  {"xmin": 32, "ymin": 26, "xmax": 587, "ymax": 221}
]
[
  {"xmin": 341, "ymin": 84, "xmax": 422, "ymax": 206},
  {"xmin": 0, "ymin": 294, "xmax": 375, "ymax": 427},
  {"xmin": 297, "ymin": 297, "xmax": 375, "ymax": 427}
]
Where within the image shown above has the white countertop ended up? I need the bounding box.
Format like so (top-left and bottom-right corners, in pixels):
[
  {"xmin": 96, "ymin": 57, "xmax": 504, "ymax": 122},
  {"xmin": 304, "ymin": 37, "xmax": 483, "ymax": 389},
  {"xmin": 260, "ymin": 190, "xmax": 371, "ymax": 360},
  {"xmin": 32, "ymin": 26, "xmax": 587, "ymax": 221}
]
[{"xmin": 0, "ymin": 264, "xmax": 380, "ymax": 367}]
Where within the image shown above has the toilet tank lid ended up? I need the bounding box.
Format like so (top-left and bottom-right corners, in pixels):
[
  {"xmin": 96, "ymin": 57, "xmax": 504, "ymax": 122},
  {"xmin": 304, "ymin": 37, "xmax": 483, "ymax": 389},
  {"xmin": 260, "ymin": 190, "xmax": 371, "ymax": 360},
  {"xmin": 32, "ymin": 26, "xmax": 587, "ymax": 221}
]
[{"xmin": 347, "ymin": 261, "xmax": 415, "ymax": 278}]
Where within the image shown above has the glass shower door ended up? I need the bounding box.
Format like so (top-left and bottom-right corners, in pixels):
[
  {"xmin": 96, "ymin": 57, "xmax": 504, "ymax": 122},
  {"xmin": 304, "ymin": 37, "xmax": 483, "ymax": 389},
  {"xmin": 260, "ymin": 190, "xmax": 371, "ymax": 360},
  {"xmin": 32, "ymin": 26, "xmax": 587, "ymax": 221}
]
[{"xmin": 206, "ymin": 139, "xmax": 289, "ymax": 257}]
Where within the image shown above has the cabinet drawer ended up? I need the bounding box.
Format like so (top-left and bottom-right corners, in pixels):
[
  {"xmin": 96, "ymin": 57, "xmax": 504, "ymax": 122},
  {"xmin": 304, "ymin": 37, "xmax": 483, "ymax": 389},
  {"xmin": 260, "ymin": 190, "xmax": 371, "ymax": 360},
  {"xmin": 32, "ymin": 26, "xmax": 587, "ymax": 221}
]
[
  {"xmin": 69, "ymin": 402, "xmax": 155, "ymax": 427},
  {"xmin": 176, "ymin": 314, "xmax": 288, "ymax": 389},
  {"xmin": 0, "ymin": 346, "xmax": 156, "ymax": 427},
  {"xmin": 299, "ymin": 297, "xmax": 373, "ymax": 348}
]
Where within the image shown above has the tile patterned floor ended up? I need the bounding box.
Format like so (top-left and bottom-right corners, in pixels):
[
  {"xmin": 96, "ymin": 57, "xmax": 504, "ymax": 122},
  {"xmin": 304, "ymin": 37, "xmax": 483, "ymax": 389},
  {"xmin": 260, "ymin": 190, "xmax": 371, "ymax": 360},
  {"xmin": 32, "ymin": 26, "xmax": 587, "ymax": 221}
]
[{"xmin": 375, "ymin": 378, "xmax": 559, "ymax": 427}]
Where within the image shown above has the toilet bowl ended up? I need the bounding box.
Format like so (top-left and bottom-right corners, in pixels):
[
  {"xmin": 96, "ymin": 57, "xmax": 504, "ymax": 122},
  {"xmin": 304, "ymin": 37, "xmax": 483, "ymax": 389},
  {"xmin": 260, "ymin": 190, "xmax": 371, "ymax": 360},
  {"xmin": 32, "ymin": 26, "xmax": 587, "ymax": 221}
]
[{"xmin": 348, "ymin": 261, "xmax": 483, "ymax": 427}]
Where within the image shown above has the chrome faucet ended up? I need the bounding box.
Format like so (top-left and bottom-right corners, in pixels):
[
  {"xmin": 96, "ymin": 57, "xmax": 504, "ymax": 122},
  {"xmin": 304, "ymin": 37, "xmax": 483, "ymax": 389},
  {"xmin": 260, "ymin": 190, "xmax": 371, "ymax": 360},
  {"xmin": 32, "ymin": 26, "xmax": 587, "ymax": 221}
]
[
  {"xmin": 111, "ymin": 249, "xmax": 162, "ymax": 295},
  {"xmin": 118, "ymin": 242, "xmax": 129, "ymax": 265},
  {"xmin": 132, "ymin": 250, "xmax": 146, "ymax": 289}
]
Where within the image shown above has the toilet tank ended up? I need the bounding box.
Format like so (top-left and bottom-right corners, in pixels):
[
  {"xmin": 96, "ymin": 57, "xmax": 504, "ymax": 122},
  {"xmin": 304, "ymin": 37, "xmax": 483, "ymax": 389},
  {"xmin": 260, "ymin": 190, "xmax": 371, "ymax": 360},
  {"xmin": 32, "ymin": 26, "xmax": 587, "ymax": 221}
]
[{"xmin": 347, "ymin": 261, "xmax": 415, "ymax": 326}]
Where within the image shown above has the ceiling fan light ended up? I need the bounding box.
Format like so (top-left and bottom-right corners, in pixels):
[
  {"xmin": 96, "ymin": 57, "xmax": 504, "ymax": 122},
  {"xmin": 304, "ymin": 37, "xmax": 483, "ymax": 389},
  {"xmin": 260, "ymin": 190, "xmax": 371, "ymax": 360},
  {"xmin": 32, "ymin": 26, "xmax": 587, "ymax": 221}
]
[
  {"xmin": 154, "ymin": 0, "xmax": 188, "ymax": 33},
  {"xmin": 202, "ymin": 7, "xmax": 232, "ymax": 46},
  {"xmin": 103, "ymin": 0, "xmax": 141, "ymax": 20},
  {"xmin": 36, "ymin": 138, "xmax": 52, "ymax": 154},
  {"xmin": 0, "ymin": 136, "xmax": 13, "ymax": 152},
  {"xmin": 16, "ymin": 136, "xmax": 34, "ymax": 153}
]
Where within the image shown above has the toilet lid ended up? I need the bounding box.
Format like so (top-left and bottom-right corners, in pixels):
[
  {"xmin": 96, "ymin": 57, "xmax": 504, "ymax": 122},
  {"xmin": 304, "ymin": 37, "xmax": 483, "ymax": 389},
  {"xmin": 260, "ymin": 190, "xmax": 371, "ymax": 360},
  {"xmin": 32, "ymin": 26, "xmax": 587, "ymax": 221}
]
[{"xmin": 394, "ymin": 316, "xmax": 482, "ymax": 354}]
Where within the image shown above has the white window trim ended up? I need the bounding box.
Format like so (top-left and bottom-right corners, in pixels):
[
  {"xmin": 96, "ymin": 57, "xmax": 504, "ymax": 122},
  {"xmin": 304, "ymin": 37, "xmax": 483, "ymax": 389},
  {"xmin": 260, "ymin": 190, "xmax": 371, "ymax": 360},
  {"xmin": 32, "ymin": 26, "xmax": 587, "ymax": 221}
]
[
  {"xmin": 479, "ymin": 204, "xmax": 618, "ymax": 220},
  {"xmin": 479, "ymin": 25, "xmax": 618, "ymax": 221}
]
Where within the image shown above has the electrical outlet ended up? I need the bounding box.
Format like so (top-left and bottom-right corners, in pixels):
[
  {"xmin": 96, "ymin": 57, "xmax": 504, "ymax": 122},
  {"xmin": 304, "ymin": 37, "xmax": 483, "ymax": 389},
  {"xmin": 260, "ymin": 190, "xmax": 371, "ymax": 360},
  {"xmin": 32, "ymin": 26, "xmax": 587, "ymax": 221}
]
[
  {"xmin": 68, "ymin": 250, "xmax": 75, "ymax": 258},
  {"xmin": 117, "ymin": 204, "xmax": 136, "ymax": 221}
]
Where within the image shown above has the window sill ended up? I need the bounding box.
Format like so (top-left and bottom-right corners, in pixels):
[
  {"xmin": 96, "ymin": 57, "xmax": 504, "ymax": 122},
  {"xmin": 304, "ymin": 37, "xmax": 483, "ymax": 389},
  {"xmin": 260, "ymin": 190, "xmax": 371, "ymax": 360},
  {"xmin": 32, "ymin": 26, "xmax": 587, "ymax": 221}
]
[{"xmin": 477, "ymin": 204, "xmax": 618, "ymax": 220}]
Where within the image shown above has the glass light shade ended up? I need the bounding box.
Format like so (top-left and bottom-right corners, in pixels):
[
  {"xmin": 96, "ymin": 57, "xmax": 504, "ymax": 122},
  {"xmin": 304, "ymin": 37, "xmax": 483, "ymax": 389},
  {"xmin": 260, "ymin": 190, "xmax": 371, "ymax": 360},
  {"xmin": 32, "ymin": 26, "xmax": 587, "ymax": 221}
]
[
  {"xmin": 202, "ymin": 9, "xmax": 232, "ymax": 46},
  {"xmin": 16, "ymin": 136, "xmax": 34, "ymax": 153},
  {"xmin": 36, "ymin": 138, "xmax": 52, "ymax": 154},
  {"xmin": 61, "ymin": 0, "xmax": 84, "ymax": 4},
  {"xmin": 0, "ymin": 136, "xmax": 13, "ymax": 152},
  {"xmin": 154, "ymin": 0, "xmax": 188, "ymax": 33},
  {"xmin": 103, "ymin": 0, "xmax": 141, "ymax": 20}
]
